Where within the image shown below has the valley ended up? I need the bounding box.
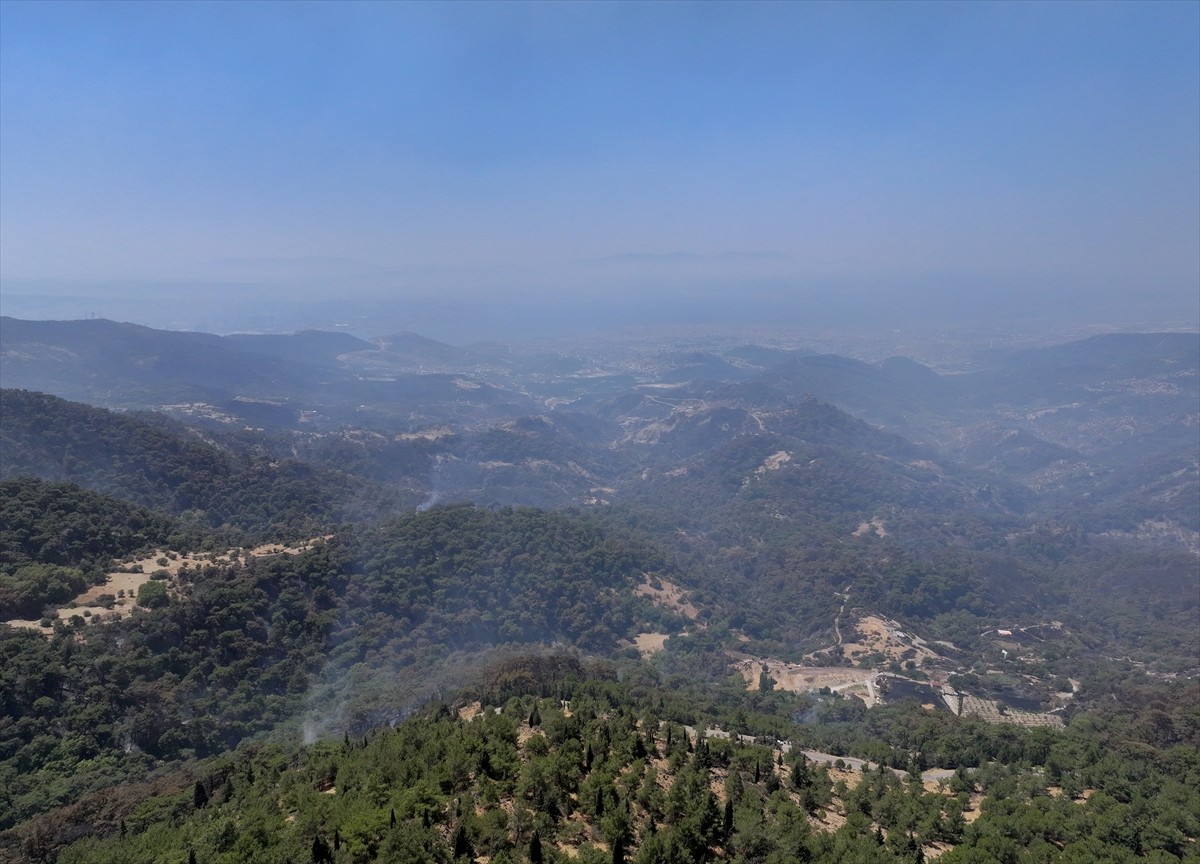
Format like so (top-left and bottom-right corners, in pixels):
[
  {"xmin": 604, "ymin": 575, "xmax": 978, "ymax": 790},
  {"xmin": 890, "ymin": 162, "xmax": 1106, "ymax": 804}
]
[{"xmin": 0, "ymin": 319, "xmax": 1196, "ymax": 863}]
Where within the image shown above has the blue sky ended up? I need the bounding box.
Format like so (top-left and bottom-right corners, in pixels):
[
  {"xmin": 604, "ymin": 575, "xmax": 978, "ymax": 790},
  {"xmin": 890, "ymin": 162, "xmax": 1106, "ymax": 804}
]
[{"xmin": 1, "ymin": 1, "xmax": 1197, "ymax": 331}]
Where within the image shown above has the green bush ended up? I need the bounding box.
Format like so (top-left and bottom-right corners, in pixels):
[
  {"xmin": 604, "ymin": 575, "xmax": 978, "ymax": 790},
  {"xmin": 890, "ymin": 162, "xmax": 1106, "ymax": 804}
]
[{"xmin": 136, "ymin": 580, "xmax": 169, "ymax": 609}]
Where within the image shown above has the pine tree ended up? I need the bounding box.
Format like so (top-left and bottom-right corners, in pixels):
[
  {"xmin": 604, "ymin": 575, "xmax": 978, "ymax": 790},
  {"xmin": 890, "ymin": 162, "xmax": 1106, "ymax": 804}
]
[
  {"xmin": 765, "ymin": 771, "xmax": 780, "ymax": 794},
  {"xmin": 791, "ymin": 760, "xmax": 810, "ymax": 790}
]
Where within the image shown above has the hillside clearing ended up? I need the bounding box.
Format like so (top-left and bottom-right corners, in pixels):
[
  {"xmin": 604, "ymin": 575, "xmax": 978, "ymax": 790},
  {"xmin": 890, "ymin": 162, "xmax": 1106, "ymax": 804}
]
[{"xmin": 3, "ymin": 536, "xmax": 331, "ymax": 635}]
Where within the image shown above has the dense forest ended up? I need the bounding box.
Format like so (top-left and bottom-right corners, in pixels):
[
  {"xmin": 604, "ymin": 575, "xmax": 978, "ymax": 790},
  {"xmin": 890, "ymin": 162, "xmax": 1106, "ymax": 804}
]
[
  {"xmin": 0, "ymin": 390, "xmax": 409, "ymax": 541},
  {"xmin": 0, "ymin": 500, "xmax": 678, "ymax": 835},
  {"xmin": 19, "ymin": 659, "xmax": 1200, "ymax": 864},
  {"xmin": 1, "ymin": 326, "xmax": 1196, "ymax": 863}
]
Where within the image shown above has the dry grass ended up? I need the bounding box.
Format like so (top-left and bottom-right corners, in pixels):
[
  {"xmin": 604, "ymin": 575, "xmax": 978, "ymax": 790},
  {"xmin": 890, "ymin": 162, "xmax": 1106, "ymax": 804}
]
[
  {"xmin": 633, "ymin": 632, "xmax": 672, "ymax": 657},
  {"xmin": 4, "ymin": 536, "xmax": 332, "ymax": 635},
  {"xmin": 634, "ymin": 576, "xmax": 700, "ymax": 621}
]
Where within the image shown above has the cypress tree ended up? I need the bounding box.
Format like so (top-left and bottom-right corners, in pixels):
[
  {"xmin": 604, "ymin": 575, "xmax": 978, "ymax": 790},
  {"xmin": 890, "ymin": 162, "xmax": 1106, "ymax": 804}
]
[
  {"xmin": 453, "ymin": 824, "xmax": 471, "ymax": 860},
  {"xmin": 390, "ymin": 807, "xmax": 397, "ymax": 829},
  {"xmin": 723, "ymin": 799, "xmax": 734, "ymax": 838},
  {"xmin": 529, "ymin": 829, "xmax": 543, "ymax": 864},
  {"xmin": 193, "ymin": 780, "xmax": 208, "ymax": 809},
  {"xmin": 529, "ymin": 703, "xmax": 541, "ymax": 728},
  {"xmin": 311, "ymin": 836, "xmax": 331, "ymax": 864}
]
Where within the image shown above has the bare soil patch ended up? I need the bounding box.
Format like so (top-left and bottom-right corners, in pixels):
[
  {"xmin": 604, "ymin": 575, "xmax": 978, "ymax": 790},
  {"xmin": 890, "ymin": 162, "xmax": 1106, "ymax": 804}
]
[
  {"xmin": 852, "ymin": 517, "xmax": 888, "ymax": 538},
  {"xmin": 633, "ymin": 632, "xmax": 672, "ymax": 657},
  {"xmin": 755, "ymin": 450, "xmax": 792, "ymax": 474},
  {"xmin": 734, "ymin": 655, "xmax": 877, "ymax": 704},
  {"xmin": 839, "ymin": 615, "xmax": 939, "ymax": 665},
  {"xmin": 635, "ymin": 576, "xmax": 699, "ymax": 621},
  {"xmin": 926, "ymin": 841, "xmax": 955, "ymax": 860},
  {"xmin": 963, "ymin": 793, "xmax": 986, "ymax": 823},
  {"xmin": 813, "ymin": 807, "xmax": 847, "ymax": 833}
]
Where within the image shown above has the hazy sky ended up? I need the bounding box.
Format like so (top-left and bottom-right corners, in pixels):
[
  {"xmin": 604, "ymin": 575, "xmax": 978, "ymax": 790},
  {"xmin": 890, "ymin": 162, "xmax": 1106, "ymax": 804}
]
[{"xmin": 1, "ymin": 1, "xmax": 1197, "ymax": 333}]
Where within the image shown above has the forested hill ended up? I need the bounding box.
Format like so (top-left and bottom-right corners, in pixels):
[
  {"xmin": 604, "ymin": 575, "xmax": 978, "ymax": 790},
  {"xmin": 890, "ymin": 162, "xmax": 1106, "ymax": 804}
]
[
  {"xmin": 25, "ymin": 659, "xmax": 1200, "ymax": 864},
  {"xmin": 0, "ymin": 477, "xmax": 178, "ymax": 573},
  {"xmin": 0, "ymin": 389, "xmax": 406, "ymax": 538},
  {"xmin": 0, "ymin": 477, "xmax": 179, "ymax": 619},
  {"xmin": 0, "ymin": 504, "xmax": 679, "ymax": 834}
]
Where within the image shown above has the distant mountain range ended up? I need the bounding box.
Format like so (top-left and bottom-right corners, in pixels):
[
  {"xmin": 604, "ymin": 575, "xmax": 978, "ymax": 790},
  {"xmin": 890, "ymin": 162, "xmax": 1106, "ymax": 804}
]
[{"xmin": 3, "ymin": 318, "xmax": 1195, "ymax": 543}]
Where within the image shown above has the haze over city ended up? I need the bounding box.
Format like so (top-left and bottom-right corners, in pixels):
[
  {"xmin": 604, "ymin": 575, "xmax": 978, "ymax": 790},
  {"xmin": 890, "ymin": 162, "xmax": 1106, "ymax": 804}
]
[{"xmin": 1, "ymin": 1, "xmax": 1197, "ymax": 341}]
